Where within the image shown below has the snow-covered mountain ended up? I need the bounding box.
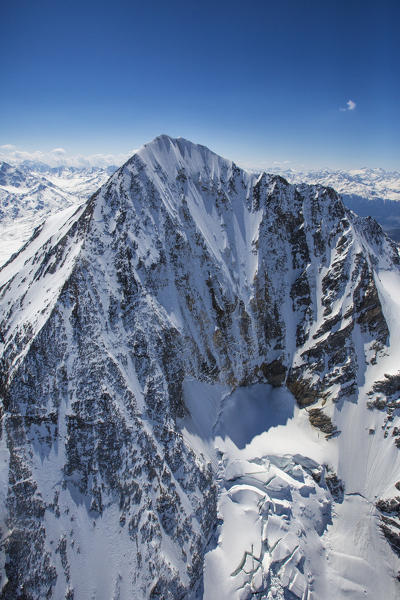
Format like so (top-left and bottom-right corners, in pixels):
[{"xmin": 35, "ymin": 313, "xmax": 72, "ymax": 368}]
[
  {"xmin": 3, "ymin": 160, "xmax": 400, "ymax": 272},
  {"xmin": 1, "ymin": 135, "xmax": 400, "ymax": 599},
  {"xmin": 0, "ymin": 162, "xmax": 115, "ymax": 266},
  {"xmin": 273, "ymin": 167, "xmax": 400, "ymax": 242},
  {"xmin": 278, "ymin": 167, "xmax": 400, "ymax": 203}
]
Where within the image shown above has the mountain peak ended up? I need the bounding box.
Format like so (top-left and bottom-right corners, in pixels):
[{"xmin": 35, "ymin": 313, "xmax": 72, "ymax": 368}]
[
  {"xmin": 144, "ymin": 133, "xmax": 214, "ymax": 154},
  {"xmin": 125, "ymin": 134, "xmax": 235, "ymax": 183}
]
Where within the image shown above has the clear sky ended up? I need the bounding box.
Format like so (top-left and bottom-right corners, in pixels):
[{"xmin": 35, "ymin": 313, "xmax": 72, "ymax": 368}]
[{"xmin": 1, "ymin": 0, "xmax": 399, "ymax": 169}]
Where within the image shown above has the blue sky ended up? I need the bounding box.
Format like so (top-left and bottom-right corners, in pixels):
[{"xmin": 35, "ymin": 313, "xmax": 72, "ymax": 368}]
[{"xmin": 1, "ymin": 0, "xmax": 399, "ymax": 169}]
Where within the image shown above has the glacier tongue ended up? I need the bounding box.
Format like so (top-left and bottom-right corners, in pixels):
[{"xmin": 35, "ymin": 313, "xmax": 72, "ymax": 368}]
[
  {"xmin": 0, "ymin": 135, "xmax": 400, "ymax": 599},
  {"xmin": 182, "ymin": 380, "xmax": 399, "ymax": 599}
]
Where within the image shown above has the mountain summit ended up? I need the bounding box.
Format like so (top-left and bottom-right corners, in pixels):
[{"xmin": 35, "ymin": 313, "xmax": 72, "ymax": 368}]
[{"xmin": 1, "ymin": 136, "xmax": 400, "ymax": 599}]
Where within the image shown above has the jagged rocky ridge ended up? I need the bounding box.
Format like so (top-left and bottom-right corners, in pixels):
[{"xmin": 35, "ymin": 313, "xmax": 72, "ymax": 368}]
[
  {"xmin": 273, "ymin": 167, "xmax": 400, "ymax": 241},
  {"xmin": 0, "ymin": 135, "xmax": 400, "ymax": 599}
]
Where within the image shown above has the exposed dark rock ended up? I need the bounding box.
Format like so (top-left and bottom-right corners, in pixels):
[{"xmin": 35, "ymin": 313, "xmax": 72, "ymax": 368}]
[
  {"xmin": 370, "ymin": 372, "xmax": 400, "ymax": 398},
  {"xmin": 376, "ymin": 496, "xmax": 400, "ymax": 557},
  {"xmin": 286, "ymin": 378, "xmax": 319, "ymax": 408},
  {"xmin": 380, "ymin": 523, "xmax": 400, "ymax": 557},
  {"xmin": 260, "ymin": 359, "xmax": 287, "ymax": 387},
  {"xmin": 308, "ymin": 408, "xmax": 336, "ymax": 436},
  {"xmin": 324, "ymin": 470, "xmax": 344, "ymax": 502}
]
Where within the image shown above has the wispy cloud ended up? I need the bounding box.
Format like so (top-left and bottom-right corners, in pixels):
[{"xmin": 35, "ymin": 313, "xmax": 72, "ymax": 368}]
[
  {"xmin": 51, "ymin": 147, "xmax": 67, "ymax": 154},
  {"xmin": 340, "ymin": 99, "xmax": 357, "ymax": 112},
  {"xmin": 0, "ymin": 145, "xmax": 135, "ymax": 168}
]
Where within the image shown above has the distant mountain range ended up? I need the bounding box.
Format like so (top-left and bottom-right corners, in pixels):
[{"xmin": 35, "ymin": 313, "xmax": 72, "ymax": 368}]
[
  {"xmin": 274, "ymin": 167, "xmax": 400, "ymax": 202},
  {"xmin": 277, "ymin": 167, "xmax": 400, "ymax": 242},
  {"xmin": 0, "ymin": 161, "xmax": 116, "ymax": 265}
]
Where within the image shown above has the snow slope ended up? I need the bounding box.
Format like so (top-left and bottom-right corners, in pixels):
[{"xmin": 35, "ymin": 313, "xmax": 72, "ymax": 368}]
[{"xmin": 0, "ymin": 136, "xmax": 400, "ymax": 599}]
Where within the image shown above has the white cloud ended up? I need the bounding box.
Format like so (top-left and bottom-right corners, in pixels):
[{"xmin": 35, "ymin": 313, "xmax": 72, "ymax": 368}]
[
  {"xmin": 51, "ymin": 147, "xmax": 66, "ymax": 154},
  {"xmin": 340, "ymin": 99, "xmax": 357, "ymax": 112},
  {"xmin": 0, "ymin": 145, "xmax": 135, "ymax": 168}
]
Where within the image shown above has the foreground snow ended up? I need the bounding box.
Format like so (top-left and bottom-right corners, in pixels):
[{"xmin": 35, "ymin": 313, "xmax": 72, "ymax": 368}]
[{"xmin": 181, "ymin": 379, "xmax": 399, "ymax": 599}]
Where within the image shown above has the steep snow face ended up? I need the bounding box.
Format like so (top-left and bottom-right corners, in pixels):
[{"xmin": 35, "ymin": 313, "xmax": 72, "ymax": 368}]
[
  {"xmin": 1, "ymin": 135, "xmax": 400, "ymax": 599},
  {"xmin": 0, "ymin": 162, "xmax": 114, "ymax": 266}
]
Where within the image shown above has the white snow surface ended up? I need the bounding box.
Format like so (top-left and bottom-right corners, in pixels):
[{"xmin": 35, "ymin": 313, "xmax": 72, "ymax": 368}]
[{"xmin": 181, "ymin": 378, "xmax": 399, "ymax": 600}]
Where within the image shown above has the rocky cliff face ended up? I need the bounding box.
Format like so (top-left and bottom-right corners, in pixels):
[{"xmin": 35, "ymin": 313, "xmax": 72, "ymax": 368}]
[{"xmin": 1, "ymin": 136, "xmax": 400, "ymax": 599}]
